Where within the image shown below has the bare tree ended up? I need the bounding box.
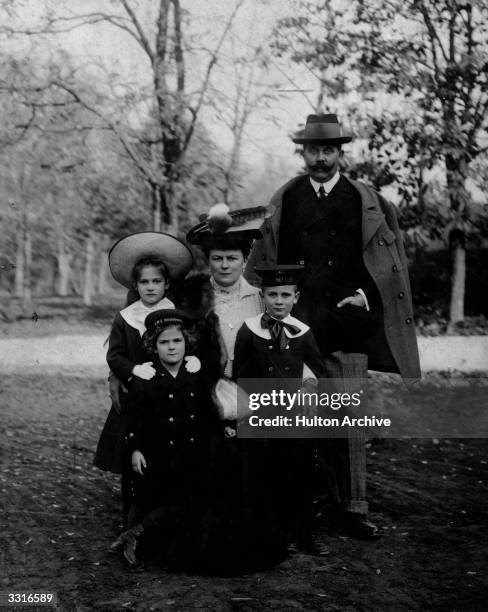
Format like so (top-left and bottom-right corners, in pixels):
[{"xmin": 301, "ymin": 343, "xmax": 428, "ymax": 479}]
[{"xmin": 9, "ymin": 0, "xmax": 245, "ymax": 233}]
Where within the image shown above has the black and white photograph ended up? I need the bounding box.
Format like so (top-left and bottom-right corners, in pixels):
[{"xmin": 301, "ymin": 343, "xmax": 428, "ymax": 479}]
[{"xmin": 1, "ymin": 1, "xmax": 487, "ymax": 610}]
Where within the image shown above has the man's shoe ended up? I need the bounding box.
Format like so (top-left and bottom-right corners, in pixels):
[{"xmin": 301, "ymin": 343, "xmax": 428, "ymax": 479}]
[{"xmin": 344, "ymin": 513, "xmax": 380, "ymax": 540}]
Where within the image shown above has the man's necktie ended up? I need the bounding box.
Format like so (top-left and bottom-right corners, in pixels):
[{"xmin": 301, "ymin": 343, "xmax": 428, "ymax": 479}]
[
  {"xmin": 318, "ymin": 184, "xmax": 327, "ymax": 203},
  {"xmin": 261, "ymin": 312, "xmax": 301, "ymax": 351}
]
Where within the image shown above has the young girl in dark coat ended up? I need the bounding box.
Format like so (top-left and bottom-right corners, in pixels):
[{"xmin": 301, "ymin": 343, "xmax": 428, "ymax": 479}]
[
  {"xmin": 113, "ymin": 309, "xmax": 217, "ymax": 569},
  {"xmin": 93, "ymin": 232, "xmax": 193, "ymax": 526}
]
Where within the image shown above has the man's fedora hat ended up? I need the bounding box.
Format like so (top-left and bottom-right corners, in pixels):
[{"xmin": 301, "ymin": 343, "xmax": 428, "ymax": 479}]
[
  {"xmin": 109, "ymin": 231, "xmax": 193, "ymax": 288},
  {"xmin": 292, "ymin": 113, "xmax": 352, "ymax": 145}
]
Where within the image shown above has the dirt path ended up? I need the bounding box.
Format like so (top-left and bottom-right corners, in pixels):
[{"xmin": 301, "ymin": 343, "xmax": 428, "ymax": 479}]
[{"xmin": 1, "ymin": 375, "xmax": 487, "ymax": 611}]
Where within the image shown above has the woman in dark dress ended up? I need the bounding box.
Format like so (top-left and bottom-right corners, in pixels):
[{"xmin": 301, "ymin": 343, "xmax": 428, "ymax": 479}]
[{"xmin": 182, "ymin": 204, "xmax": 288, "ymax": 573}]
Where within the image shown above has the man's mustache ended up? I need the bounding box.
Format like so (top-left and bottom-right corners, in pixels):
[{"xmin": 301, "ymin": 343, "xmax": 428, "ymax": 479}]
[{"xmin": 310, "ymin": 163, "xmax": 330, "ymax": 170}]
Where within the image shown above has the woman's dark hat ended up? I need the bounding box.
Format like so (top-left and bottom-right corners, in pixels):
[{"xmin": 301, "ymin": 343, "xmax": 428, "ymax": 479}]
[
  {"xmin": 292, "ymin": 113, "xmax": 352, "ymax": 145},
  {"xmin": 109, "ymin": 232, "xmax": 193, "ymax": 288},
  {"xmin": 186, "ymin": 203, "xmax": 269, "ymax": 250},
  {"xmin": 254, "ymin": 265, "xmax": 304, "ymax": 287},
  {"xmin": 144, "ymin": 308, "xmax": 193, "ymax": 333}
]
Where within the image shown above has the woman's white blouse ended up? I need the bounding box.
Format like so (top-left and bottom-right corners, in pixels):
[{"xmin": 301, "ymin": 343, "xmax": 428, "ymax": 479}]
[{"xmin": 211, "ymin": 276, "xmax": 263, "ymax": 377}]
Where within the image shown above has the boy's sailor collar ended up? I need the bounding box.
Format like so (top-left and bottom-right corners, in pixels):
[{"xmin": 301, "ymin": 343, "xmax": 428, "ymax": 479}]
[
  {"xmin": 120, "ymin": 297, "xmax": 175, "ymax": 336},
  {"xmin": 245, "ymin": 313, "xmax": 309, "ymax": 339}
]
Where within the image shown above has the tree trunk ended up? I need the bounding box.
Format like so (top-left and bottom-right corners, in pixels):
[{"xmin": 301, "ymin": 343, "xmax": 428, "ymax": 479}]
[
  {"xmin": 447, "ymin": 240, "xmax": 465, "ymax": 332},
  {"xmin": 167, "ymin": 180, "xmax": 178, "ymax": 236},
  {"xmin": 445, "ymin": 152, "xmax": 469, "ymax": 328},
  {"xmin": 96, "ymin": 235, "xmax": 110, "ymax": 295},
  {"xmin": 21, "ymin": 227, "xmax": 32, "ymax": 311},
  {"xmin": 56, "ymin": 236, "xmax": 71, "ymax": 297},
  {"xmin": 83, "ymin": 231, "xmax": 96, "ymax": 306},
  {"xmin": 153, "ymin": 186, "xmax": 162, "ymax": 231},
  {"xmin": 14, "ymin": 235, "xmax": 24, "ymax": 298}
]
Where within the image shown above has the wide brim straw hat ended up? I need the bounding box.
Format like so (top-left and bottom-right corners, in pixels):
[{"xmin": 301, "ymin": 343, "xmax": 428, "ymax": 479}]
[
  {"xmin": 109, "ymin": 231, "xmax": 193, "ymax": 288},
  {"xmin": 292, "ymin": 113, "xmax": 352, "ymax": 144}
]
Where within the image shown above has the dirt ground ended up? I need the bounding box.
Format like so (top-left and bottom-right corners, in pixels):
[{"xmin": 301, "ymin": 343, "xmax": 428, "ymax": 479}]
[{"xmin": 1, "ymin": 373, "xmax": 487, "ymax": 612}]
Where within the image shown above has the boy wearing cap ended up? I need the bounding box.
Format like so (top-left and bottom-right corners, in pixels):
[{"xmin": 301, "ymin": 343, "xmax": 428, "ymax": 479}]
[{"xmin": 233, "ymin": 265, "xmax": 328, "ymax": 556}]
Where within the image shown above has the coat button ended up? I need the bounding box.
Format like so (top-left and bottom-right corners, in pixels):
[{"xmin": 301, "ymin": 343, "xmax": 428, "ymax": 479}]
[
  {"xmin": 169, "ymin": 417, "xmax": 174, "ymax": 423},
  {"xmin": 261, "ymin": 254, "xmax": 266, "ymax": 261},
  {"xmin": 328, "ymin": 260, "xmax": 333, "ymax": 267},
  {"xmin": 392, "ymin": 265, "xmax": 398, "ymax": 272},
  {"xmin": 330, "ymin": 229, "xmax": 336, "ymax": 236},
  {"xmin": 168, "ymin": 393, "xmax": 174, "ymax": 399},
  {"xmin": 378, "ymin": 239, "xmax": 384, "ymax": 246},
  {"xmin": 405, "ymin": 317, "xmax": 412, "ymax": 324},
  {"xmin": 190, "ymin": 392, "xmax": 194, "ymax": 397},
  {"xmin": 302, "ymin": 230, "xmax": 308, "ymax": 237},
  {"xmin": 190, "ymin": 437, "xmax": 195, "ymax": 443},
  {"xmin": 398, "ymin": 291, "xmax": 405, "ymax": 299},
  {"xmin": 268, "ymin": 366, "xmax": 274, "ymax": 372},
  {"xmin": 299, "ymin": 259, "xmax": 305, "ymax": 265},
  {"xmin": 190, "ymin": 414, "xmax": 195, "ymax": 419},
  {"xmin": 268, "ymin": 345, "xmax": 273, "ymax": 350},
  {"xmin": 285, "ymin": 366, "xmax": 290, "ymax": 371},
  {"xmin": 169, "ymin": 440, "xmax": 174, "ymax": 446},
  {"xmin": 325, "ymin": 291, "xmax": 330, "ymax": 298}
]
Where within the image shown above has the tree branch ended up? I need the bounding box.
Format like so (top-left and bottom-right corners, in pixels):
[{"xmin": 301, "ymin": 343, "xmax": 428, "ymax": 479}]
[
  {"xmin": 50, "ymin": 81, "xmax": 160, "ymax": 187},
  {"xmin": 120, "ymin": 0, "xmax": 155, "ymax": 64},
  {"xmin": 182, "ymin": 0, "xmax": 246, "ymax": 155}
]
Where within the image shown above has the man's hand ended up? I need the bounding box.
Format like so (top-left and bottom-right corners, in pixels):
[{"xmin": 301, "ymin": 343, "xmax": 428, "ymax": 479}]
[
  {"xmin": 131, "ymin": 450, "xmax": 147, "ymax": 475},
  {"xmin": 224, "ymin": 425, "xmax": 236, "ymax": 438},
  {"xmin": 337, "ymin": 293, "xmax": 366, "ymax": 309},
  {"xmin": 132, "ymin": 362, "xmax": 156, "ymax": 380}
]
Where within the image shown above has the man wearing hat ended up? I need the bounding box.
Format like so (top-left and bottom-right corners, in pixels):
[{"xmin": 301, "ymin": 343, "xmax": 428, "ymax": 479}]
[{"xmin": 245, "ymin": 114, "xmax": 421, "ymax": 539}]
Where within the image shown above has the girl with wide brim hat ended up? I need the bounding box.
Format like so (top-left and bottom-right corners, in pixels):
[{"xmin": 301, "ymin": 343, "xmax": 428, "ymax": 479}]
[
  {"xmin": 94, "ymin": 232, "xmax": 193, "ymax": 528},
  {"xmin": 109, "ymin": 231, "xmax": 193, "ymax": 289}
]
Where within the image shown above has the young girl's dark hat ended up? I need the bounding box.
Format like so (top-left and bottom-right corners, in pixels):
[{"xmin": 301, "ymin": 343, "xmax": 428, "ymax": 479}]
[
  {"xmin": 109, "ymin": 232, "xmax": 193, "ymax": 288},
  {"xmin": 144, "ymin": 308, "xmax": 193, "ymax": 334}
]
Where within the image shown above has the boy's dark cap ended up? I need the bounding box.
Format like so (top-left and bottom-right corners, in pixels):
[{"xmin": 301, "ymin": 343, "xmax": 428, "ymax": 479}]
[
  {"xmin": 254, "ymin": 265, "xmax": 304, "ymax": 287},
  {"xmin": 144, "ymin": 308, "xmax": 193, "ymax": 332}
]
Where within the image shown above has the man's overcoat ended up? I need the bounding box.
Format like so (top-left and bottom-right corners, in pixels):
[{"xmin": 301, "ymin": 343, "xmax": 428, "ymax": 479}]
[{"xmin": 245, "ymin": 174, "xmax": 421, "ymax": 380}]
